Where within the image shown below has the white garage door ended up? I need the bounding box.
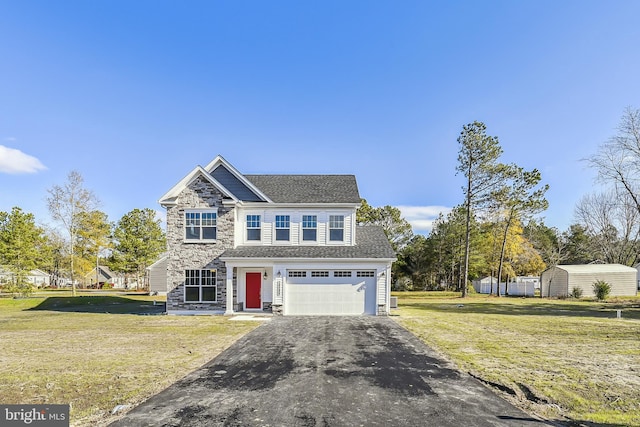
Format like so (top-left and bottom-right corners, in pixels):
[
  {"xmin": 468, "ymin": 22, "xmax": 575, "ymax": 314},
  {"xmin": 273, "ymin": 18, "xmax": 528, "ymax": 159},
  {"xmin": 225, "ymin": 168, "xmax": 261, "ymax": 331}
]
[{"xmin": 284, "ymin": 271, "xmax": 376, "ymax": 315}]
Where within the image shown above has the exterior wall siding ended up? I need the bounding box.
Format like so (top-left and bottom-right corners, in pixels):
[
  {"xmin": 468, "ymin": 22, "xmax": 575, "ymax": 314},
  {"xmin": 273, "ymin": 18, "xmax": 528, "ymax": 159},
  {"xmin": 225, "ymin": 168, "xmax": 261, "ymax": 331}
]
[
  {"xmin": 166, "ymin": 177, "xmax": 235, "ymax": 312},
  {"xmin": 542, "ymin": 266, "xmax": 638, "ymax": 297},
  {"xmin": 567, "ymin": 272, "xmax": 637, "ymax": 297},
  {"xmin": 148, "ymin": 257, "xmax": 167, "ymax": 294}
]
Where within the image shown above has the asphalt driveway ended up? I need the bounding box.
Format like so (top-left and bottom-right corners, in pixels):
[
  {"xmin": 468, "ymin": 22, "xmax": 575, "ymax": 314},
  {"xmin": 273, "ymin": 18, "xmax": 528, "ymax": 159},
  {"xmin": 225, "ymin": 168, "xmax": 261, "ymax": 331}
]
[{"xmin": 110, "ymin": 317, "xmax": 549, "ymax": 426}]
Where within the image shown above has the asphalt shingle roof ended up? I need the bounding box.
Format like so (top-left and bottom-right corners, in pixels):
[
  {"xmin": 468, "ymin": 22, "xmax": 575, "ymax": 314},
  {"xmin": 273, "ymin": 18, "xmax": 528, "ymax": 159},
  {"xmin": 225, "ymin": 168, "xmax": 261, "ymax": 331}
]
[
  {"xmin": 221, "ymin": 226, "xmax": 395, "ymax": 260},
  {"xmin": 244, "ymin": 175, "xmax": 361, "ymax": 204}
]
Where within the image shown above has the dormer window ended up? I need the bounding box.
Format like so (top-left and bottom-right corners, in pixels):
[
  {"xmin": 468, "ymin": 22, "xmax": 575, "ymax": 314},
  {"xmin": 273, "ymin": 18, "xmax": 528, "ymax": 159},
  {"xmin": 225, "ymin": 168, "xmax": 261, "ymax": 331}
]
[
  {"xmin": 185, "ymin": 210, "xmax": 217, "ymax": 241},
  {"xmin": 247, "ymin": 215, "xmax": 261, "ymax": 241},
  {"xmin": 329, "ymin": 215, "xmax": 344, "ymax": 241}
]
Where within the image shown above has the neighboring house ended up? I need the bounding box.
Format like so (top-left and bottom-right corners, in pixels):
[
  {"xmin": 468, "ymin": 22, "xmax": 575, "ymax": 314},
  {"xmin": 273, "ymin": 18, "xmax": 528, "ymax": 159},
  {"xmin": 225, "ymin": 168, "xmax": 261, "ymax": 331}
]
[
  {"xmin": 158, "ymin": 155, "xmax": 396, "ymax": 316},
  {"xmin": 541, "ymin": 264, "xmax": 638, "ymax": 298},
  {"xmin": 0, "ymin": 268, "xmax": 50, "ymax": 287},
  {"xmin": 85, "ymin": 266, "xmax": 126, "ymax": 288},
  {"xmin": 147, "ymin": 255, "xmax": 168, "ymax": 295}
]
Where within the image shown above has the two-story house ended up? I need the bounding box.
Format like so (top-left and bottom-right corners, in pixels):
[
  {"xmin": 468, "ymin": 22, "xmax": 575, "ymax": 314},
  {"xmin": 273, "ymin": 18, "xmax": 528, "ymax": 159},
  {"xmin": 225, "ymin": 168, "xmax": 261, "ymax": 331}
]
[{"xmin": 159, "ymin": 155, "xmax": 396, "ymax": 316}]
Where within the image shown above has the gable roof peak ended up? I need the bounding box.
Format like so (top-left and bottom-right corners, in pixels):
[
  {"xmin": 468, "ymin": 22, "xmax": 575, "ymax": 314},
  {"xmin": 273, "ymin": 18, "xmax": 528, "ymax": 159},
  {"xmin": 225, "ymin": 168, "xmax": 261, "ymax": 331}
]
[{"xmin": 158, "ymin": 165, "xmax": 238, "ymax": 206}]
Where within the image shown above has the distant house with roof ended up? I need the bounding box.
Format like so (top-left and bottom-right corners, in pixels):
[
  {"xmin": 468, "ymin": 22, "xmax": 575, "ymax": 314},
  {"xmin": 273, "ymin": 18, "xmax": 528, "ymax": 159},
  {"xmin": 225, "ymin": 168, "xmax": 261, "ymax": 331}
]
[
  {"xmin": 0, "ymin": 268, "xmax": 50, "ymax": 288},
  {"xmin": 85, "ymin": 266, "xmax": 126, "ymax": 289}
]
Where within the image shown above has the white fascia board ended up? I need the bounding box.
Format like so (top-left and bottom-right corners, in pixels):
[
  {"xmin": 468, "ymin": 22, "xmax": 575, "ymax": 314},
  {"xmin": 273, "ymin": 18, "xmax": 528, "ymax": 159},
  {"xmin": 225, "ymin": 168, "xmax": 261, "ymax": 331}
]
[
  {"xmin": 220, "ymin": 257, "xmax": 396, "ymax": 264},
  {"xmin": 158, "ymin": 165, "xmax": 239, "ymax": 206},
  {"xmin": 204, "ymin": 155, "xmax": 273, "ymax": 203},
  {"xmin": 239, "ymin": 202, "xmax": 359, "ymax": 209}
]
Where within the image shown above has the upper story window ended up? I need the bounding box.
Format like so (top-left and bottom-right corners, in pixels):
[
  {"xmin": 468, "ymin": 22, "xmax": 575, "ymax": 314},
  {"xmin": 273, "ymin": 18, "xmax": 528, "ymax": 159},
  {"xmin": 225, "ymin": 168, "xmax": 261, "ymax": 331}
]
[
  {"xmin": 246, "ymin": 215, "xmax": 261, "ymax": 241},
  {"xmin": 185, "ymin": 210, "xmax": 217, "ymax": 241},
  {"xmin": 329, "ymin": 215, "xmax": 344, "ymax": 241},
  {"xmin": 275, "ymin": 215, "xmax": 290, "ymax": 241},
  {"xmin": 185, "ymin": 269, "xmax": 216, "ymax": 302},
  {"xmin": 302, "ymin": 215, "xmax": 317, "ymax": 241}
]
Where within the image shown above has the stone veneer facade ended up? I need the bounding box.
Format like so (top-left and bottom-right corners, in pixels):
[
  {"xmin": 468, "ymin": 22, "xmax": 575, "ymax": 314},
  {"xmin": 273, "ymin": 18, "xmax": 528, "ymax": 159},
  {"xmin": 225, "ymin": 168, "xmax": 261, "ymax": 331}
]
[{"xmin": 166, "ymin": 177, "xmax": 235, "ymax": 312}]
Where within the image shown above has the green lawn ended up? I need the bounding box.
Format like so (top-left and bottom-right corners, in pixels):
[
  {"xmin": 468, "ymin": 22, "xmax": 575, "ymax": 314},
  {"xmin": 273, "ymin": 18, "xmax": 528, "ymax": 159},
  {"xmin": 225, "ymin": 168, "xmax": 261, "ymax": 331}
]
[
  {"xmin": 0, "ymin": 294, "xmax": 259, "ymax": 426},
  {"xmin": 394, "ymin": 292, "xmax": 640, "ymax": 426}
]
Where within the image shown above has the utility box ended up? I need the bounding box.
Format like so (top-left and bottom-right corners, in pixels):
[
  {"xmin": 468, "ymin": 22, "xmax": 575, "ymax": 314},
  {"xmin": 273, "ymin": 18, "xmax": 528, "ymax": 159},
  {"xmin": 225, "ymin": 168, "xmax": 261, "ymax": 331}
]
[{"xmin": 390, "ymin": 296, "xmax": 398, "ymax": 309}]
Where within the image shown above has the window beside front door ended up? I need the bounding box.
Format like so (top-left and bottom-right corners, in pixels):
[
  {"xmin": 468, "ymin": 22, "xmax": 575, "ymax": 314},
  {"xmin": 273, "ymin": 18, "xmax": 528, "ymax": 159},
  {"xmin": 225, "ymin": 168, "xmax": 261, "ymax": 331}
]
[
  {"xmin": 185, "ymin": 210, "xmax": 217, "ymax": 241},
  {"xmin": 246, "ymin": 215, "xmax": 261, "ymax": 241},
  {"xmin": 275, "ymin": 215, "xmax": 290, "ymax": 241},
  {"xmin": 184, "ymin": 269, "xmax": 216, "ymax": 302},
  {"xmin": 302, "ymin": 215, "xmax": 317, "ymax": 241},
  {"xmin": 329, "ymin": 215, "xmax": 344, "ymax": 241}
]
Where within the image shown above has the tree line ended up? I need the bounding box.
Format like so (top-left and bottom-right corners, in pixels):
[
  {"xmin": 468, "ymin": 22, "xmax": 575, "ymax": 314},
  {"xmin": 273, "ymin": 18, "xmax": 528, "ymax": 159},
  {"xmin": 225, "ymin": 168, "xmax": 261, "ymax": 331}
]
[
  {"xmin": 0, "ymin": 171, "xmax": 165, "ymax": 296},
  {"xmin": 359, "ymin": 108, "xmax": 640, "ymax": 296}
]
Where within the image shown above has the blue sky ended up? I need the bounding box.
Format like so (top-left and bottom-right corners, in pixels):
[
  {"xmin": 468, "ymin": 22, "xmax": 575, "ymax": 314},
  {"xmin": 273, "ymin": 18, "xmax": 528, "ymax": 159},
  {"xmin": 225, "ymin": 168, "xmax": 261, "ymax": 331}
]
[{"xmin": 1, "ymin": 1, "xmax": 639, "ymax": 235}]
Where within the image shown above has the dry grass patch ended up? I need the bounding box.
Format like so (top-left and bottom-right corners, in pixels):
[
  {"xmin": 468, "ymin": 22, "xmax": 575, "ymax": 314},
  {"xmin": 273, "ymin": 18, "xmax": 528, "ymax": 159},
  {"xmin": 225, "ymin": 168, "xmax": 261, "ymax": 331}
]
[
  {"xmin": 394, "ymin": 292, "xmax": 640, "ymax": 426},
  {"xmin": 0, "ymin": 295, "xmax": 260, "ymax": 426}
]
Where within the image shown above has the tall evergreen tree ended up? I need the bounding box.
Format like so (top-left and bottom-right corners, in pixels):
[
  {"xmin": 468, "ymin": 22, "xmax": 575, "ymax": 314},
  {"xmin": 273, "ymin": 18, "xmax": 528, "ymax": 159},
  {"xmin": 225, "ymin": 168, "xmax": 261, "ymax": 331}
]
[
  {"xmin": 357, "ymin": 199, "xmax": 413, "ymax": 251},
  {"xmin": 112, "ymin": 208, "xmax": 166, "ymax": 289},
  {"xmin": 456, "ymin": 121, "xmax": 505, "ymax": 297},
  {"xmin": 0, "ymin": 207, "xmax": 46, "ymax": 296},
  {"xmin": 493, "ymin": 165, "xmax": 549, "ymax": 295}
]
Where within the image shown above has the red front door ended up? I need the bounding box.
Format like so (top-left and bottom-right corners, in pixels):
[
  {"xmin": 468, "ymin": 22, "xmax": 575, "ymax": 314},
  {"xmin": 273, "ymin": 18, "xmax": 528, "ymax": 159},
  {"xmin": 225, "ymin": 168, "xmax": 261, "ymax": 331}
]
[{"xmin": 246, "ymin": 272, "xmax": 262, "ymax": 309}]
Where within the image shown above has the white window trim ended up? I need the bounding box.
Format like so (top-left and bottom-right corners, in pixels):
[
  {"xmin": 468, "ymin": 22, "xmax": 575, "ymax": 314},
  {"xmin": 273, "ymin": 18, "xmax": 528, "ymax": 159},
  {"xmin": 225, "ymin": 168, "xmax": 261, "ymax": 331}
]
[
  {"xmin": 328, "ymin": 214, "xmax": 345, "ymax": 243},
  {"xmin": 184, "ymin": 209, "xmax": 218, "ymax": 243},
  {"xmin": 301, "ymin": 214, "xmax": 318, "ymax": 244},
  {"xmin": 274, "ymin": 214, "xmax": 291, "ymax": 242},
  {"xmin": 246, "ymin": 214, "xmax": 262, "ymax": 242},
  {"xmin": 184, "ymin": 269, "xmax": 217, "ymax": 303}
]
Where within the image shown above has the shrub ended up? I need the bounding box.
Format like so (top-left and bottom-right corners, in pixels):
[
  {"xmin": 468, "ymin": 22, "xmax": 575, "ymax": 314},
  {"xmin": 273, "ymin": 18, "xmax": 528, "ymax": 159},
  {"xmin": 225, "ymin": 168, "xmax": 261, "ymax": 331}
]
[
  {"xmin": 570, "ymin": 287, "xmax": 583, "ymax": 299},
  {"xmin": 592, "ymin": 280, "xmax": 611, "ymax": 301},
  {"xmin": 102, "ymin": 282, "xmax": 114, "ymax": 290}
]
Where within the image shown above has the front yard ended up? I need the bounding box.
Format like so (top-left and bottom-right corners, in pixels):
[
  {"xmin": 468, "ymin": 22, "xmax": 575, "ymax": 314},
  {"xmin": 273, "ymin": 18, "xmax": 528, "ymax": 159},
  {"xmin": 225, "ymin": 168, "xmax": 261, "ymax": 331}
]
[
  {"xmin": 0, "ymin": 293, "xmax": 259, "ymax": 426},
  {"xmin": 394, "ymin": 292, "xmax": 640, "ymax": 426}
]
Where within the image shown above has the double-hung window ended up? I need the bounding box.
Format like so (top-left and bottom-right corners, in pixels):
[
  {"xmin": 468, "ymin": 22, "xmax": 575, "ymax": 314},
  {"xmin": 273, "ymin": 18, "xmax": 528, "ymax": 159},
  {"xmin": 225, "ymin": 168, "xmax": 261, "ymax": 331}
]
[
  {"xmin": 329, "ymin": 215, "xmax": 344, "ymax": 241},
  {"xmin": 302, "ymin": 215, "xmax": 317, "ymax": 241},
  {"xmin": 246, "ymin": 215, "xmax": 261, "ymax": 241},
  {"xmin": 275, "ymin": 215, "xmax": 290, "ymax": 241},
  {"xmin": 185, "ymin": 210, "xmax": 217, "ymax": 241},
  {"xmin": 184, "ymin": 269, "xmax": 216, "ymax": 302}
]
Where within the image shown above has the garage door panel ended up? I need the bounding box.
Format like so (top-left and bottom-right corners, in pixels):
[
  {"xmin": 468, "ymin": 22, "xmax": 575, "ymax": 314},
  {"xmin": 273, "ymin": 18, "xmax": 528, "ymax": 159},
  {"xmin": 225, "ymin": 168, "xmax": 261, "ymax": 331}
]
[{"xmin": 285, "ymin": 279, "xmax": 375, "ymax": 315}]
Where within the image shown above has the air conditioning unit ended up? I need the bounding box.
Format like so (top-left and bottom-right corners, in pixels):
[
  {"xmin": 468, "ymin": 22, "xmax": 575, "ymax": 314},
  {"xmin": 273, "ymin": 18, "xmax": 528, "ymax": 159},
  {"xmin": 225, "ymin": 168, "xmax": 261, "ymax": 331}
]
[{"xmin": 390, "ymin": 296, "xmax": 398, "ymax": 309}]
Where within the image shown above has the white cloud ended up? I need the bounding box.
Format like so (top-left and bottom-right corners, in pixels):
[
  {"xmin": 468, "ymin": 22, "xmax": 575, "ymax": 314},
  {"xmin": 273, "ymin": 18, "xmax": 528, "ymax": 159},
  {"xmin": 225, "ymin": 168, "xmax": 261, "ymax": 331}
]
[
  {"xmin": 0, "ymin": 145, "xmax": 47, "ymax": 174},
  {"xmin": 397, "ymin": 205, "xmax": 453, "ymax": 235}
]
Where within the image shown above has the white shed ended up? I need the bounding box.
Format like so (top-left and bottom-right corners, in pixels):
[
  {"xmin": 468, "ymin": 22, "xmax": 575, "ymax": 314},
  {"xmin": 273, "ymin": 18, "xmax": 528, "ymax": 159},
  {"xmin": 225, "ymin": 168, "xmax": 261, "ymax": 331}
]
[
  {"xmin": 472, "ymin": 276, "xmax": 504, "ymax": 294},
  {"xmin": 541, "ymin": 264, "xmax": 638, "ymax": 298}
]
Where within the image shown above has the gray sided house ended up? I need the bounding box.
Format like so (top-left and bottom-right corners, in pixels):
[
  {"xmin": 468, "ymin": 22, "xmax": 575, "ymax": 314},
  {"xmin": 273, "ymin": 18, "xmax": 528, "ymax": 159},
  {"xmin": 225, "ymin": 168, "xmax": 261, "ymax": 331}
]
[
  {"xmin": 541, "ymin": 264, "xmax": 638, "ymax": 298},
  {"xmin": 158, "ymin": 155, "xmax": 396, "ymax": 316},
  {"xmin": 147, "ymin": 255, "xmax": 168, "ymax": 295}
]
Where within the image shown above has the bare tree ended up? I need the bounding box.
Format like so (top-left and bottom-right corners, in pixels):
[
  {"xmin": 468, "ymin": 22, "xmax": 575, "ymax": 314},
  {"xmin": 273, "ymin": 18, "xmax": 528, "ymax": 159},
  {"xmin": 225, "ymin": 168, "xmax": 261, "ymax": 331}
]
[
  {"xmin": 588, "ymin": 107, "xmax": 640, "ymax": 214},
  {"xmin": 574, "ymin": 190, "xmax": 640, "ymax": 266},
  {"xmin": 46, "ymin": 171, "xmax": 99, "ymax": 296}
]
